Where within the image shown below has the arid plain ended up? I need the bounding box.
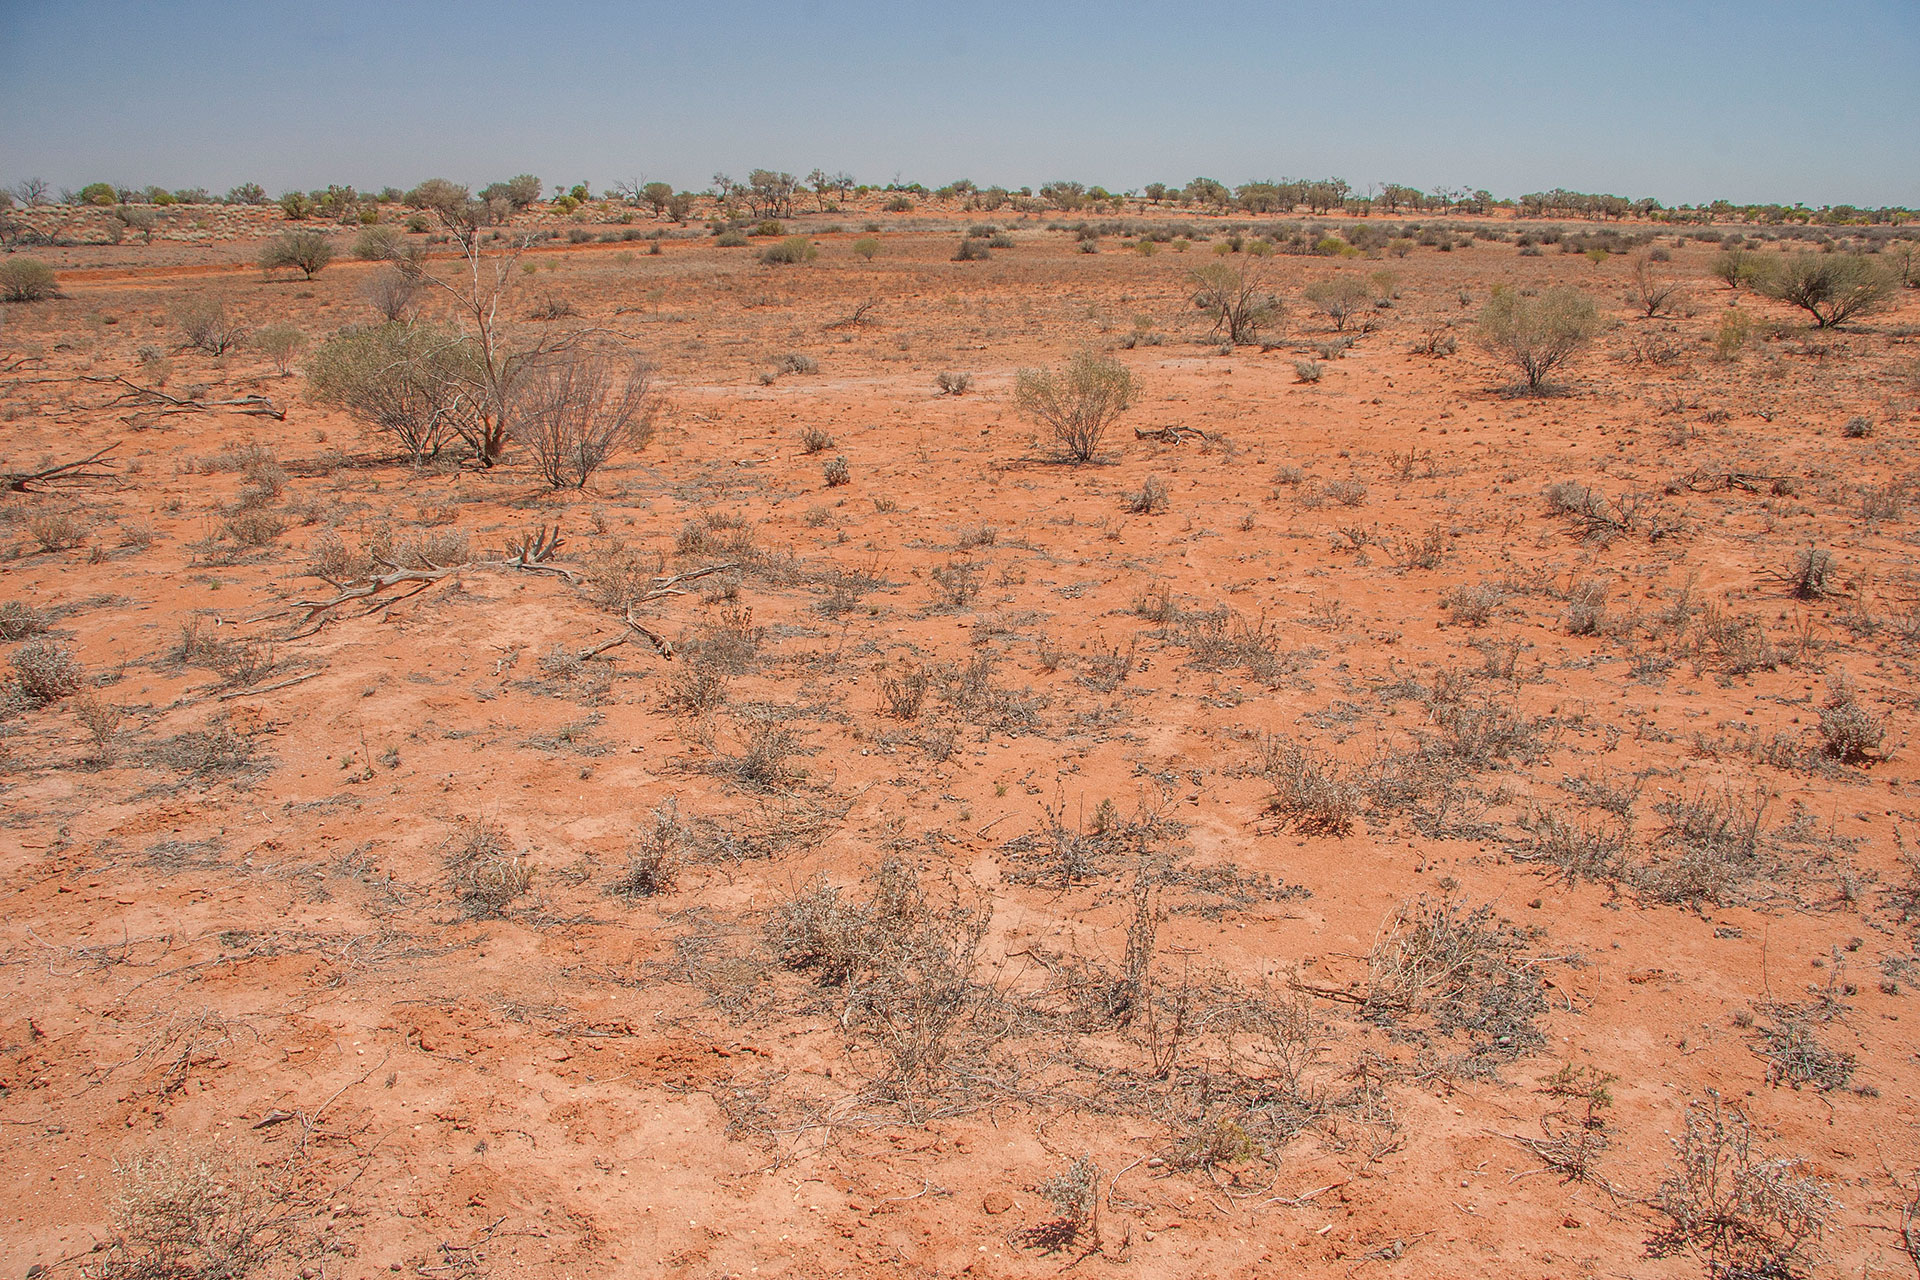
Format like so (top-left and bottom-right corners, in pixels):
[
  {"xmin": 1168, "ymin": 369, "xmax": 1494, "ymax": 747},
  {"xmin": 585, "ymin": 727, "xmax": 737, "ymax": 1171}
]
[{"xmin": 3, "ymin": 194, "xmax": 1918, "ymax": 1279}]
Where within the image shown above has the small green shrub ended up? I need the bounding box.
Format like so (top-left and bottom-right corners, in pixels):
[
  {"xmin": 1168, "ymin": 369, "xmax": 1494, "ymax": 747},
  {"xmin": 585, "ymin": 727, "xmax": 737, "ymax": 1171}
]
[
  {"xmin": 759, "ymin": 235, "xmax": 816, "ymax": 265},
  {"xmin": 1475, "ymin": 285, "xmax": 1601, "ymax": 393},
  {"xmin": 0, "ymin": 257, "xmax": 59, "ymax": 302},
  {"xmin": 1014, "ymin": 350, "xmax": 1135, "ymax": 463},
  {"xmin": 258, "ymin": 229, "xmax": 334, "ymax": 279}
]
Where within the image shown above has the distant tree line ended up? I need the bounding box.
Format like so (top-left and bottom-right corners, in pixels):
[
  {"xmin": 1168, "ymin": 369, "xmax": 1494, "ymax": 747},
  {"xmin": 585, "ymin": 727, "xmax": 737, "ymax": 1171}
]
[{"xmin": 3, "ymin": 170, "xmax": 1912, "ymax": 227}]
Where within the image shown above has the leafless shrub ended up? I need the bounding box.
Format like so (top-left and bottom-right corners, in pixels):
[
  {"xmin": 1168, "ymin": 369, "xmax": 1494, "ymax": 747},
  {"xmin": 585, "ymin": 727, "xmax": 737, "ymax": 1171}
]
[
  {"xmin": 1189, "ymin": 260, "xmax": 1283, "ymax": 345},
  {"xmin": 822, "ymin": 454, "xmax": 850, "ymax": 486},
  {"xmin": 1766, "ymin": 546, "xmax": 1838, "ymax": 600},
  {"xmin": 1564, "ymin": 577, "xmax": 1611, "ymax": 635},
  {"xmin": 1628, "ymin": 252, "xmax": 1688, "ymax": 318},
  {"xmin": 148, "ymin": 724, "xmax": 254, "ymax": 778},
  {"xmin": 1410, "ymin": 323, "xmax": 1457, "ymax": 356},
  {"xmin": 72, "ymin": 693, "xmax": 125, "ymax": 764},
  {"xmin": 361, "ymin": 269, "xmax": 420, "ymax": 321},
  {"xmin": 94, "ymin": 1146, "xmax": 299, "ymax": 1280},
  {"xmin": 511, "ymin": 347, "xmax": 655, "ymax": 488},
  {"xmin": 664, "ymin": 658, "xmax": 730, "ymax": 714},
  {"xmin": 799, "ymin": 425, "xmax": 834, "ymax": 454},
  {"xmin": 766, "ymin": 860, "xmax": 989, "ymax": 1115},
  {"xmin": 1366, "ymin": 895, "xmax": 1548, "ymax": 1064},
  {"xmin": 1515, "ymin": 806, "xmax": 1628, "ymax": 885},
  {"xmin": 1261, "ymin": 735, "xmax": 1359, "ymax": 836},
  {"xmin": 1126, "ymin": 474, "xmax": 1170, "ymax": 513},
  {"xmin": 445, "ymin": 820, "xmax": 530, "ymax": 918},
  {"xmin": 1647, "ymin": 1094, "xmax": 1835, "ymax": 1278},
  {"xmin": 1641, "ymin": 786, "xmax": 1769, "ymax": 905},
  {"xmin": 172, "ymin": 297, "xmax": 247, "ymax": 355},
  {"xmin": 11, "ymin": 637, "xmax": 83, "ymax": 704},
  {"xmin": 935, "ymin": 371, "xmax": 972, "ymax": 395},
  {"xmin": 1693, "ymin": 606, "xmax": 1783, "ymax": 676},
  {"xmin": 879, "ymin": 660, "xmax": 929, "ymax": 719},
  {"xmin": 718, "ymin": 713, "xmax": 806, "ymax": 790},
  {"xmin": 930, "ymin": 559, "xmax": 981, "ymax": 610},
  {"xmin": 611, "ymin": 798, "xmax": 688, "ymax": 899},
  {"xmin": 1080, "ymin": 634, "xmax": 1135, "ymax": 692}
]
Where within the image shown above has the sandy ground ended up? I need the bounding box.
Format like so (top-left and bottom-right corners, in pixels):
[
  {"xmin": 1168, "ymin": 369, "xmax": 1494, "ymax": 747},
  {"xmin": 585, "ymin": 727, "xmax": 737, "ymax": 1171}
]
[{"xmin": 2, "ymin": 205, "xmax": 1918, "ymax": 1279}]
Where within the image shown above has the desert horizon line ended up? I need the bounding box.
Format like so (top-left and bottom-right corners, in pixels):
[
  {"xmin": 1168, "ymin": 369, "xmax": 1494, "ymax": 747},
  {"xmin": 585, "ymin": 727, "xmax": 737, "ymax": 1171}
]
[{"xmin": 6, "ymin": 171, "xmax": 1916, "ymax": 225}]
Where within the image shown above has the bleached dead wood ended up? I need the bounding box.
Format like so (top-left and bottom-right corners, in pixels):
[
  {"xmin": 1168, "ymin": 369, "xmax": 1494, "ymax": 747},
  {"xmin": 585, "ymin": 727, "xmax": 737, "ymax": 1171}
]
[{"xmin": 4, "ymin": 443, "xmax": 119, "ymax": 492}]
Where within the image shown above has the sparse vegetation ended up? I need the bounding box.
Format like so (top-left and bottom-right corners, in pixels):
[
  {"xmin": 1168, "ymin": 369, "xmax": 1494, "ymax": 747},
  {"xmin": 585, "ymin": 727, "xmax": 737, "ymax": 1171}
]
[
  {"xmin": 1475, "ymin": 285, "xmax": 1601, "ymax": 393},
  {"xmin": 1014, "ymin": 349, "xmax": 1135, "ymax": 462},
  {"xmin": 1755, "ymin": 252, "xmax": 1895, "ymax": 328},
  {"xmin": 0, "ymin": 257, "xmax": 58, "ymax": 302}
]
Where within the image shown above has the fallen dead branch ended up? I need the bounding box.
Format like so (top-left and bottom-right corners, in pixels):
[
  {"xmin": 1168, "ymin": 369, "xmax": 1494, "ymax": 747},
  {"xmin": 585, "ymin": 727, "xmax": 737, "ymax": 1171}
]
[
  {"xmin": 1134, "ymin": 425, "xmax": 1219, "ymax": 445},
  {"xmin": 216, "ymin": 671, "xmax": 320, "ymax": 701},
  {"xmin": 824, "ymin": 297, "xmax": 880, "ymax": 329},
  {"xmin": 80, "ymin": 374, "xmax": 286, "ymax": 421},
  {"xmin": 3, "ymin": 442, "xmax": 119, "ymax": 492},
  {"xmin": 575, "ymin": 563, "xmax": 738, "ymax": 660},
  {"xmin": 1680, "ymin": 468, "xmax": 1789, "ymax": 494}
]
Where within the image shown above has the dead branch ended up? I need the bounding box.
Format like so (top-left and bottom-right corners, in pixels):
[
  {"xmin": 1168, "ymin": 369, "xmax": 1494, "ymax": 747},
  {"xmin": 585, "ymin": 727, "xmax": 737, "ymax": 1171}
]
[
  {"xmin": 4, "ymin": 442, "xmax": 119, "ymax": 492},
  {"xmin": 217, "ymin": 672, "xmax": 320, "ymax": 701},
  {"xmin": 501, "ymin": 524, "xmax": 580, "ymax": 581},
  {"xmin": 1681, "ymin": 469, "xmax": 1788, "ymax": 494},
  {"xmin": 1134, "ymin": 426, "xmax": 1217, "ymax": 445},
  {"xmin": 574, "ymin": 563, "xmax": 738, "ymax": 661},
  {"xmin": 281, "ymin": 561, "xmax": 463, "ymax": 637},
  {"xmin": 79, "ymin": 374, "xmax": 285, "ymax": 420},
  {"xmin": 824, "ymin": 297, "xmax": 880, "ymax": 329}
]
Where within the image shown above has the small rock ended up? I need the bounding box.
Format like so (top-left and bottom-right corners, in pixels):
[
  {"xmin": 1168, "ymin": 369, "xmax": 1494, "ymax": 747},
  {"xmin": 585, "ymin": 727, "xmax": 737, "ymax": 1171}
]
[{"xmin": 982, "ymin": 1192, "xmax": 1014, "ymax": 1215}]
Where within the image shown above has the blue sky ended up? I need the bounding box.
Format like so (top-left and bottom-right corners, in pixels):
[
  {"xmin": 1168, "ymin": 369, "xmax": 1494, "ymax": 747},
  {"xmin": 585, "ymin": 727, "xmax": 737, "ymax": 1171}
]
[{"xmin": 3, "ymin": 0, "xmax": 1916, "ymax": 206}]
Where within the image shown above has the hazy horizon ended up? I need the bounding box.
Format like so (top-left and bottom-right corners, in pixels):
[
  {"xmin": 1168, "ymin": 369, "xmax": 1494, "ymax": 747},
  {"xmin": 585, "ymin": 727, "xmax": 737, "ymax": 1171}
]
[{"xmin": 3, "ymin": 0, "xmax": 1916, "ymax": 209}]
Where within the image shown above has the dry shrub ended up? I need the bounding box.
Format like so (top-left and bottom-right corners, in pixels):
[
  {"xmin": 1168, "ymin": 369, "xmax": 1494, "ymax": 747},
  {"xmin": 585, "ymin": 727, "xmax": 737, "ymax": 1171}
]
[
  {"xmin": 1366, "ymin": 895, "xmax": 1547, "ymax": 1065},
  {"xmin": 1647, "ymin": 1094, "xmax": 1835, "ymax": 1278},
  {"xmin": 11, "ymin": 637, "xmax": 83, "ymax": 704},
  {"xmin": 1125, "ymin": 474, "xmax": 1169, "ymax": 514},
  {"xmin": 1515, "ymin": 806, "xmax": 1628, "ymax": 885},
  {"xmin": 878, "ymin": 659, "xmax": 929, "ymax": 719},
  {"xmin": 1440, "ymin": 582, "xmax": 1504, "ymax": 626},
  {"xmin": 445, "ymin": 820, "xmax": 530, "ymax": 918},
  {"xmin": 95, "ymin": 1146, "xmax": 298, "ymax": 1280},
  {"xmin": 28, "ymin": 508, "xmax": 88, "ymax": 552},
  {"xmin": 72, "ymin": 693, "xmax": 125, "ymax": 764},
  {"xmin": 719, "ymin": 714, "xmax": 806, "ymax": 790},
  {"xmin": 1261, "ymin": 735, "xmax": 1359, "ymax": 836},
  {"xmin": 220, "ymin": 508, "xmax": 285, "ymax": 548},
  {"xmin": 1642, "ymin": 786, "xmax": 1769, "ymax": 905},
  {"xmin": 766, "ymin": 859, "xmax": 989, "ymax": 1113},
  {"xmin": 1817, "ymin": 676, "xmax": 1884, "ymax": 764},
  {"xmin": 511, "ymin": 346, "xmax": 655, "ymax": 488},
  {"xmin": 611, "ymin": 798, "xmax": 688, "ymax": 899},
  {"xmin": 172, "ymin": 297, "xmax": 247, "ymax": 354},
  {"xmin": 0, "ymin": 601, "xmax": 50, "ymax": 641}
]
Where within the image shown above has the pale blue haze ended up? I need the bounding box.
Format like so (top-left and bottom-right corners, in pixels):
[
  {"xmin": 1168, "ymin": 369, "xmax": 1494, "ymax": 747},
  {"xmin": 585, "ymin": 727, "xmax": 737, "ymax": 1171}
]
[{"xmin": 2, "ymin": 0, "xmax": 1915, "ymax": 206}]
